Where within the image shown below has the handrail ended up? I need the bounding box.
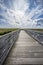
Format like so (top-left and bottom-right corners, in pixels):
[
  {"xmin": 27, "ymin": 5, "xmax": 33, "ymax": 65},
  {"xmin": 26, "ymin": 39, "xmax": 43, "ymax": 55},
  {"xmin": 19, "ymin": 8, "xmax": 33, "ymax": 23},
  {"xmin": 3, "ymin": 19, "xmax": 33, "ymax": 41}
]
[
  {"xmin": 0, "ymin": 30, "xmax": 19, "ymax": 38},
  {"xmin": 25, "ymin": 30, "xmax": 43, "ymax": 45},
  {"xmin": 0, "ymin": 30, "xmax": 20, "ymax": 65}
]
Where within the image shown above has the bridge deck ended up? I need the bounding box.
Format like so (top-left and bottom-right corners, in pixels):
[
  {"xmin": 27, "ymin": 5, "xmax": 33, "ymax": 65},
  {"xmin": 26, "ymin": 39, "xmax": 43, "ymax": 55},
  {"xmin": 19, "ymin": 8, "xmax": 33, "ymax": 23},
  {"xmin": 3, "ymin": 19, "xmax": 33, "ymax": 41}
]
[{"xmin": 3, "ymin": 31, "xmax": 43, "ymax": 65}]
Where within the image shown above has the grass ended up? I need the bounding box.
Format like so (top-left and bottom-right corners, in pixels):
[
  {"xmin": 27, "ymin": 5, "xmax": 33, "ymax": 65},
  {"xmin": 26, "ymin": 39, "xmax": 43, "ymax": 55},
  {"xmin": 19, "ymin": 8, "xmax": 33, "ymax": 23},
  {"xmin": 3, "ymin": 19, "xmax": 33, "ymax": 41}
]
[
  {"xmin": 20, "ymin": 28, "xmax": 43, "ymax": 32},
  {"xmin": 30, "ymin": 29, "xmax": 43, "ymax": 32},
  {"xmin": 0, "ymin": 28, "xmax": 43, "ymax": 35},
  {"xmin": 0, "ymin": 28, "xmax": 18, "ymax": 35}
]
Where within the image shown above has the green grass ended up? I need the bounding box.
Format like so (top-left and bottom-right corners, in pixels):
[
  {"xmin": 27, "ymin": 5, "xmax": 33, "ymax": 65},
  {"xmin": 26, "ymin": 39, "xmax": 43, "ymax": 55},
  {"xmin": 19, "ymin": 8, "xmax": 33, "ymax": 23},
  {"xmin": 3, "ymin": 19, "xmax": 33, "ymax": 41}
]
[
  {"xmin": 0, "ymin": 28, "xmax": 43, "ymax": 35},
  {"xmin": 0, "ymin": 28, "xmax": 18, "ymax": 35},
  {"xmin": 20, "ymin": 28, "xmax": 43, "ymax": 32},
  {"xmin": 30, "ymin": 29, "xmax": 43, "ymax": 32}
]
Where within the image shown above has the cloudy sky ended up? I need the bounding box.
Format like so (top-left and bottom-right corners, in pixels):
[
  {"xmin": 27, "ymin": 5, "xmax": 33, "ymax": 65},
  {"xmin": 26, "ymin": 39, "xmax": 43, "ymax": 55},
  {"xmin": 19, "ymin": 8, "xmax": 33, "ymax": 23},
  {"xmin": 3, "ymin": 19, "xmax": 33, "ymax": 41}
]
[{"xmin": 0, "ymin": 0, "xmax": 43, "ymax": 28}]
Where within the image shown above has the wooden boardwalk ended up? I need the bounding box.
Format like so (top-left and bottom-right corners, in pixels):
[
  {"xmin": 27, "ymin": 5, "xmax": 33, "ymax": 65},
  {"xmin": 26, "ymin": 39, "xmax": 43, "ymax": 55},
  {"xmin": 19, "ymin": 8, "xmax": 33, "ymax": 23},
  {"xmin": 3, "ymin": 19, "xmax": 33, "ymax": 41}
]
[{"xmin": 3, "ymin": 31, "xmax": 43, "ymax": 65}]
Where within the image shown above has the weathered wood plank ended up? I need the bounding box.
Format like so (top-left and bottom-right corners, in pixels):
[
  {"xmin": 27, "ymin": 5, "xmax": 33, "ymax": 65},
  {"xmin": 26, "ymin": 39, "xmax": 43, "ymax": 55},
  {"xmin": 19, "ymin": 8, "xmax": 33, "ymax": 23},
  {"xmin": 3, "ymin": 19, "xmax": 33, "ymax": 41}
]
[{"xmin": 3, "ymin": 31, "xmax": 43, "ymax": 65}]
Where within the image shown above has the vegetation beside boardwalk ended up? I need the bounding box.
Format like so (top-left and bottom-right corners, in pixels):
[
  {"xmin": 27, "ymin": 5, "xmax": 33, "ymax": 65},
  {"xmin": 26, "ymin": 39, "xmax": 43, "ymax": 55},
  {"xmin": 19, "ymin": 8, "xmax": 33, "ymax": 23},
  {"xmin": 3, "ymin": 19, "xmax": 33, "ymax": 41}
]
[
  {"xmin": 0, "ymin": 28, "xmax": 18, "ymax": 35},
  {"xmin": 0, "ymin": 28, "xmax": 43, "ymax": 35},
  {"xmin": 30, "ymin": 29, "xmax": 43, "ymax": 32},
  {"xmin": 21, "ymin": 28, "xmax": 43, "ymax": 32},
  {"xmin": 19, "ymin": 28, "xmax": 43, "ymax": 32}
]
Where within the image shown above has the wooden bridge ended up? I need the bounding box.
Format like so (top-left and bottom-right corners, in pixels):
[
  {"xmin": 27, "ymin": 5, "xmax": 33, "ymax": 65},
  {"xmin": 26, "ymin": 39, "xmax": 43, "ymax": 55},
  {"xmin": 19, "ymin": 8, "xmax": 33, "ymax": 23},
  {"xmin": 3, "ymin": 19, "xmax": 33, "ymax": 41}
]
[{"xmin": 2, "ymin": 30, "xmax": 43, "ymax": 65}]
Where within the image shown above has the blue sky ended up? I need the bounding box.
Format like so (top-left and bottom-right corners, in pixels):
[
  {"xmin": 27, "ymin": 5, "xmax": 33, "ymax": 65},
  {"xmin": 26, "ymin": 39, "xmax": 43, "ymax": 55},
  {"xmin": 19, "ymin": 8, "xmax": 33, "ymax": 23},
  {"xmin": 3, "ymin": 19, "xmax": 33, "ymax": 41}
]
[{"xmin": 0, "ymin": 0, "xmax": 43, "ymax": 28}]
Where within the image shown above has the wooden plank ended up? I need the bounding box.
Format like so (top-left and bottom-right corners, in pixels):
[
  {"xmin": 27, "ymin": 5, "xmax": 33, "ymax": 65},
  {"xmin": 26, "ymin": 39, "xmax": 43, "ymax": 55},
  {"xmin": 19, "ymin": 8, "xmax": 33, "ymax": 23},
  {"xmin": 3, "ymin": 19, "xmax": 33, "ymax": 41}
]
[{"xmin": 3, "ymin": 31, "xmax": 43, "ymax": 65}]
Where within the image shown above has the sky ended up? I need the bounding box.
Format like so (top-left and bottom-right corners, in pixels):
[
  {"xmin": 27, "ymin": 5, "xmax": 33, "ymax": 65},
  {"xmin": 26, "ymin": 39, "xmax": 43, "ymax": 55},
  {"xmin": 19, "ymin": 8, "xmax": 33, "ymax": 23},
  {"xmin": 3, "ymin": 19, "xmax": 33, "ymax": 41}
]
[{"xmin": 0, "ymin": 0, "xmax": 43, "ymax": 28}]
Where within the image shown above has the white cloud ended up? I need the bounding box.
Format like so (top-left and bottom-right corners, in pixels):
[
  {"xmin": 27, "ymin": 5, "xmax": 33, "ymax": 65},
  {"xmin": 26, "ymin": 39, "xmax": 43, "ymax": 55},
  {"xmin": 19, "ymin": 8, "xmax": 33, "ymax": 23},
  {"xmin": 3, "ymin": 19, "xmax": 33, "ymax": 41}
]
[{"xmin": 0, "ymin": 0, "xmax": 43, "ymax": 28}]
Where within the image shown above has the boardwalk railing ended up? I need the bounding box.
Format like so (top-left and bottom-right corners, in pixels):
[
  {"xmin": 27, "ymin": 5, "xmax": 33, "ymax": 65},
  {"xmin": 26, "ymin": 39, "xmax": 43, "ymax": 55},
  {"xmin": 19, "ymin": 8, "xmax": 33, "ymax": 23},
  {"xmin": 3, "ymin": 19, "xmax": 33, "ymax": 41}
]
[
  {"xmin": 25, "ymin": 30, "xmax": 43, "ymax": 45},
  {"xmin": 0, "ymin": 30, "xmax": 20, "ymax": 65}
]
